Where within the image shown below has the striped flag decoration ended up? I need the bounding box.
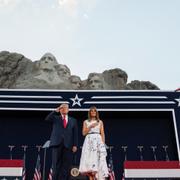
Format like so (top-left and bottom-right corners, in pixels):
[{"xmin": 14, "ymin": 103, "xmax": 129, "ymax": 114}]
[
  {"xmin": 22, "ymin": 153, "xmax": 26, "ymax": 180},
  {"xmin": 108, "ymin": 152, "xmax": 115, "ymax": 180},
  {"xmin": 33, "ymin": 154, "xmax": 41, "ymax": 180},
  {"xmin": 121, "ymin": 146, "xmax": 128, "ymax": 180},
  {"xmin": 48, "ymin": 166, "xmax": 53, "ymax": 180},
  {"xmin": 21, "ymin": 145, "xmax": 28, "ymax": 180},
  {"xmin": 121, "ymin": 172, "xmax": 125, "ymax": 180}
]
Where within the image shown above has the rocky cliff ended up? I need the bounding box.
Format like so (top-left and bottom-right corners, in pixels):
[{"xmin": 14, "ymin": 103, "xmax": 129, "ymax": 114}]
[{"xmin": 0, "ymin": 51, "xmax": 159, "ymax": 90}]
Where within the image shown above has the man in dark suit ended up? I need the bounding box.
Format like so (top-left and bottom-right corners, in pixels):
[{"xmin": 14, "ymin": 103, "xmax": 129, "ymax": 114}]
[{"xmin": 45, "ymin": 103, "xmax": 78, "ymax": 180}]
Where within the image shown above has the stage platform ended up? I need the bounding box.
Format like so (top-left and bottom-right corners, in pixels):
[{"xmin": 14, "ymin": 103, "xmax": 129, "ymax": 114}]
[{"xmin": 0, "ymin": 89, "xmax": 179, "ymax": 179}]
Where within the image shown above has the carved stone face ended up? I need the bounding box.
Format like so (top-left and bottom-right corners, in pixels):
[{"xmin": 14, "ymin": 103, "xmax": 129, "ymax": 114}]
[
  {"xmin": 88, "ymin": 74, "xmax": 103, "ymax": 89},
  {"xmin": 39, "ymin": 53, "xmax": 58, "ymax": 70},
  {"xmin": 70, "ymin": 76, "xmax": 81, "ymax": 89},
  {"xmin": 56, "ymin": 64, "xmax": 71, "ymax": 79},
  {"xmin": 116, "ymin": 72, "xmax": 127, "ymax": 86}
]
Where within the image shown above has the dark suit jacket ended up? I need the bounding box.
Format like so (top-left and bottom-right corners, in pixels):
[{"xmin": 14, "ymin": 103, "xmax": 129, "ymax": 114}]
[{"xmin": 45, "ymin": 111, "xmax": 78, "ymax": 149}]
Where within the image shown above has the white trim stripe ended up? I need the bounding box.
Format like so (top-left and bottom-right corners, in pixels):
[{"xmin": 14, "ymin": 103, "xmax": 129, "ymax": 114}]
[
  {"xmin": 84, "ymin": 101, "xmax": 175, "ymax": 104},
  {"xmin": 0, "ymin": 167, "xmax": 22, "ymax": 176},
  {"xmin": 0, "ymin": 95, "xmax": 62, "ymax": 99},
  {"xmin": 172, "ymin": 110, "xmax": 180, "ymax": 161},
  {"xmin": 0, "ymin": 108, "xmax": 175, "ymax": 111},
  {"xmin": 125, "ymin": 169, "xmax": 180, "ymax": 178},
  {"xmin": 0, "ymin": 100, "xmax": 69, "ymax": 104},
  {"xmin": 91, "ymin": 96, "xmax": 168, "ymax": 99},
  {"xmin": 0, "ymin": 89, "xmax": 176, "ymax": 92}
]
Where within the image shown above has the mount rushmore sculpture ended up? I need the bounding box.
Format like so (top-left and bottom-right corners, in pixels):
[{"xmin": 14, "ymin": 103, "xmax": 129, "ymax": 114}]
[{"xmin": 0, "ymin": 51, "xmax": 159, "ymax": 90}]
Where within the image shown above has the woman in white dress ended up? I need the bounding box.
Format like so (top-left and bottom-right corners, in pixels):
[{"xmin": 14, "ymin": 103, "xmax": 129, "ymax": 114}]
[{"xmin": 79, "ymin": 106, "xmax": 109, "ymax": 180}]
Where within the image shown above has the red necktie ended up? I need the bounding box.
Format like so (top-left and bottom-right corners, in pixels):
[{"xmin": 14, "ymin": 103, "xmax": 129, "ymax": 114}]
[{"xmin": 62, "ymin": 115, "xmax": 67, "ymax": 128}]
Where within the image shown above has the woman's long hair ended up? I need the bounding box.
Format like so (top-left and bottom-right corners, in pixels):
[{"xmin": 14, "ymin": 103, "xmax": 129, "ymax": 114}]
[{"xmin": 88, "ymin": 106, "xmax": 100, "ymax": 122}]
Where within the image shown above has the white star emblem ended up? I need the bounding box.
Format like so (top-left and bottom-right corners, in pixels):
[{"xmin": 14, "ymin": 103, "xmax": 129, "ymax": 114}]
[
  {"xmin": 70, "ymin": 94, "xmax": 83, "ymax": 107},
  {"xmin": 175, "ymin": 98, "xmax": 180, "ymax": 107}
]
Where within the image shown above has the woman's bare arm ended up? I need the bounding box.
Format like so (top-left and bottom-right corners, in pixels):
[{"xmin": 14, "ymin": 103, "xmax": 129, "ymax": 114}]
[
  {"xmin": 100, "ymin": 121, "xmax": 105, "ymax": 143},
  {"xmin": 82, "ymin": 121, "xmax": 90, "ymax": 136}
]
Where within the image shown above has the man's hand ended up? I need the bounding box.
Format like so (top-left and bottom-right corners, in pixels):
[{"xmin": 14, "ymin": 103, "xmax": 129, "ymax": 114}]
[
  {"xmin": 72, "ymin": 146, "xmax": 77, "ymax": 153},
  {"xmin": 55, "ymin": 106, "xmax": 60, "ymax": 113}
]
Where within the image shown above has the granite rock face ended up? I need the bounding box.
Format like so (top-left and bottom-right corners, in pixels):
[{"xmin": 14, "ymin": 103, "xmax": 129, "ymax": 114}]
[
  {"xmin": 126, "ymin": 80, "xmax": 159, "ymax": 90},
  {"xmin": 0, "ymin": 51, "xmax": 33, "ymax": 88},
  {"xmin": 102, "ymin": 68, "xmax": 128, "ymax": 90},
  {"xmin": 0, "ymin": 51, "xmax": 160, "ymax": 90}
]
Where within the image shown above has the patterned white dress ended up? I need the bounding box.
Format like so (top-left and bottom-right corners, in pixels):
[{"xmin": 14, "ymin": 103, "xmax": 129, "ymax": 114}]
[{"xmin": 79, "ymin": 120, "xmax": 109, "ymax": 180}]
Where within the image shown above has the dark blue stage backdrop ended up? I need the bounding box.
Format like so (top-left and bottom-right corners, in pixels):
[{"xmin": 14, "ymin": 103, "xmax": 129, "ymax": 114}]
[{"xmin": 0, "ymin": 89, "xmax": 179, "ymax": 179}]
